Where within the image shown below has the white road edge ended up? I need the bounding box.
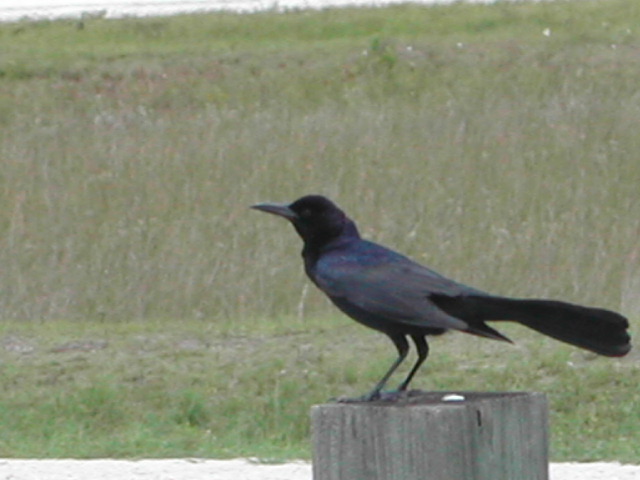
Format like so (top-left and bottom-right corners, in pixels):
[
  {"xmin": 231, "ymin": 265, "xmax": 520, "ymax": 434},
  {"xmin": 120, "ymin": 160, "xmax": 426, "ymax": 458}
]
[{"xmin": 1, "ymin": 459, "xmax": 640, "ymax": 480}]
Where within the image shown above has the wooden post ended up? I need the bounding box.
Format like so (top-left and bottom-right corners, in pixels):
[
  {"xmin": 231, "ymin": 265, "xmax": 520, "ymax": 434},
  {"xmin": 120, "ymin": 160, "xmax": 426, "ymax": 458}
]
[{"xmin": 311, "ymin": 391, "xmax": 548, "ymax": 480}]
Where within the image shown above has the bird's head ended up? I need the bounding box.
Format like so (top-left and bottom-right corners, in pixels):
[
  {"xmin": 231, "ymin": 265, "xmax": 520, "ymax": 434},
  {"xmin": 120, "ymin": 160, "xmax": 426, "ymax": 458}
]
[{"xmin": 251, "ymin": 195, "xmax": 359, "ymax": 247}]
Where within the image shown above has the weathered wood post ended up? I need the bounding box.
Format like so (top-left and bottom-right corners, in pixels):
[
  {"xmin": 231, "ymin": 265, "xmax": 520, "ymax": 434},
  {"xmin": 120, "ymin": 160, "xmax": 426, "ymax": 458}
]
[{"xmin": 311, "ymin": 391, "xmax": 548, "ymax": 480}]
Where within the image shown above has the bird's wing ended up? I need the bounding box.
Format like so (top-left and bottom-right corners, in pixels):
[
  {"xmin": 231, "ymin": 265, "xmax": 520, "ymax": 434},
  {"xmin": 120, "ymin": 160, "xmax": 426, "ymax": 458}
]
[{"xmin": 313, "ymin": 250, "xmax": 484, "ymax": 331}]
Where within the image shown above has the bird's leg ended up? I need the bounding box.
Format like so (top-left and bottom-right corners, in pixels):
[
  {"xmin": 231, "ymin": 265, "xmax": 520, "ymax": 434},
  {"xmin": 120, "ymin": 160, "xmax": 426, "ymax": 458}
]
[
  {"xmin": 397, "ymin": 335, "xmax": 429, "ymax": 392},
  {"xmin": 359, "ymin": 334, "xmax": 409, "ymax": 401}
]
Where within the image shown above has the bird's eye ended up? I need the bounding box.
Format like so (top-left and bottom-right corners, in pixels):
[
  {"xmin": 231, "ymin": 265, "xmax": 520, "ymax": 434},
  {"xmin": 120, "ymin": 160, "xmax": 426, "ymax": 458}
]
[{"xmin": 299, "ymin": 208, "xmax": 312, "ymax": 218}]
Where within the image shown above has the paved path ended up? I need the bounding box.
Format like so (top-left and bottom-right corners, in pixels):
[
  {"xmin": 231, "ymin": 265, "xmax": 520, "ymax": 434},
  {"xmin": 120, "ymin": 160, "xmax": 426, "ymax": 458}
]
[{"xmin": 1, "ymin": 459, "xmax": 640, "ymax": 480}]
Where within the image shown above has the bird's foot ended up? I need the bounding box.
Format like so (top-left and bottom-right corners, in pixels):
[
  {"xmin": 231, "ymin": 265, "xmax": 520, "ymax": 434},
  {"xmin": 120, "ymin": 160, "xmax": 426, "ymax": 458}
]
[
  {"xmin": 332, "ymin": 390, "xmax": 412, "ymax": 403},
  {"xmin": 331, "ymin": 393, "xmax": 378, "ymax": 403}
]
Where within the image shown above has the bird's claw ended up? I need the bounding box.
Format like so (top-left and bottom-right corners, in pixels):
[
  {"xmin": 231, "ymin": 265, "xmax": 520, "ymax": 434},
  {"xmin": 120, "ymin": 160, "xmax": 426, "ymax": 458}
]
[{"xmin": 332, "ymin": 390, "xmax": 410, "ymax": 403}]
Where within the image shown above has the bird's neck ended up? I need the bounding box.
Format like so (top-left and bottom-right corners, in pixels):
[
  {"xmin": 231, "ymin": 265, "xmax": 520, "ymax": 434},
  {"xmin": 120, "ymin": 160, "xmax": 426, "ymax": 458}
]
[{"xmin": 301, "ymin": 219, "xmax": 361, "ymax": 266}]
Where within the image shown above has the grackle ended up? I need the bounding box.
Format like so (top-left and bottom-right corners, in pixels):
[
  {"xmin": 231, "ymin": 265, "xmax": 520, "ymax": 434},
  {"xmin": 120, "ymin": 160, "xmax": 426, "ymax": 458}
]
[{"xmin": 252, "ymin": 195, "xmax": 631, "ymax": 401}]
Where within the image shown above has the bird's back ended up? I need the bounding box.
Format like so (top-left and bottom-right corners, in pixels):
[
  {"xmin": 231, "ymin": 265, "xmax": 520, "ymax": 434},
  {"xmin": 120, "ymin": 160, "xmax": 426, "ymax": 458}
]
[{"xmin": 307, "ymin": 238, "xmax": 491, "ymax": 334}]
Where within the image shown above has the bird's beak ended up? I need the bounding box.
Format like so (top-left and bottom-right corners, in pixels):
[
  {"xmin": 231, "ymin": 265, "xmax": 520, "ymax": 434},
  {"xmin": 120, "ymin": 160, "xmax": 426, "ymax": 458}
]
[{"xmin": 251, "ymin": 202, "xmax": 298, "ymax": 220}]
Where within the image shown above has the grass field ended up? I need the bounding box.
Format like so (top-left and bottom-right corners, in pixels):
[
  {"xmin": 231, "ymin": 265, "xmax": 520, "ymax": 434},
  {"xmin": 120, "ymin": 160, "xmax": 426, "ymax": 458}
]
[{"xmin": 0, "ymin": 0, "xmax": 639, "ymax": 462}]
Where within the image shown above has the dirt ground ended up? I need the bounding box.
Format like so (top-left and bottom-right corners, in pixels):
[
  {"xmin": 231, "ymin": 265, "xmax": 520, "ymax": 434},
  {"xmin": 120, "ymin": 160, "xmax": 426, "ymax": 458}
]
[{"xmin": 1, "ymin": 459, "xmax": 640, "ymax": 480}]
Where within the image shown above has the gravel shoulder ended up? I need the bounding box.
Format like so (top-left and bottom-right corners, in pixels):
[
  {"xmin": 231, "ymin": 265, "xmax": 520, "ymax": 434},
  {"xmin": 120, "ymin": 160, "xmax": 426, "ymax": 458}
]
[{"xmin": 1, "ymin": 459, "xmax": 640, "ymax": 480}]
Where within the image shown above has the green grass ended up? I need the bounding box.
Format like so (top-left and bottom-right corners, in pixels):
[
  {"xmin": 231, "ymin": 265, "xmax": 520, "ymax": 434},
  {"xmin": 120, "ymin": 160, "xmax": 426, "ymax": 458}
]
[
  {"xmin": 0, "ymin": 0, "xmax": 639, "ymax": 462},
  {"xmin": 1, "ymin": 318, "xmax": 639, "ymax": 461}
]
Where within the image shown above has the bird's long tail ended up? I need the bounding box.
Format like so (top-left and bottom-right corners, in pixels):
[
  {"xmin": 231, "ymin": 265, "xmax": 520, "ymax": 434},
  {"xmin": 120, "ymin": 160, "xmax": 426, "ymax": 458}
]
[{"xmin": 433, "ymin": 294, "xmax": 631, "ymax": 357}]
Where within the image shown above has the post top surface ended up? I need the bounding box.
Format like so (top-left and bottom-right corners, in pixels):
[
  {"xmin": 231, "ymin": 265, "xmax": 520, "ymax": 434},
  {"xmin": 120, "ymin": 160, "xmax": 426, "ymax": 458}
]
[{"xmin": 315, "ymin": 390, "xmax": 546, "ymax": 408}]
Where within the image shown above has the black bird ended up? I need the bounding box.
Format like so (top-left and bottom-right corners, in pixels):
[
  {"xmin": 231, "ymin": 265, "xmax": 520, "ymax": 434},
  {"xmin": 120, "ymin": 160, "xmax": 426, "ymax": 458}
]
[{"xmin": 252, "ymin": 195, "xmax": 631, "ymax": 401}]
